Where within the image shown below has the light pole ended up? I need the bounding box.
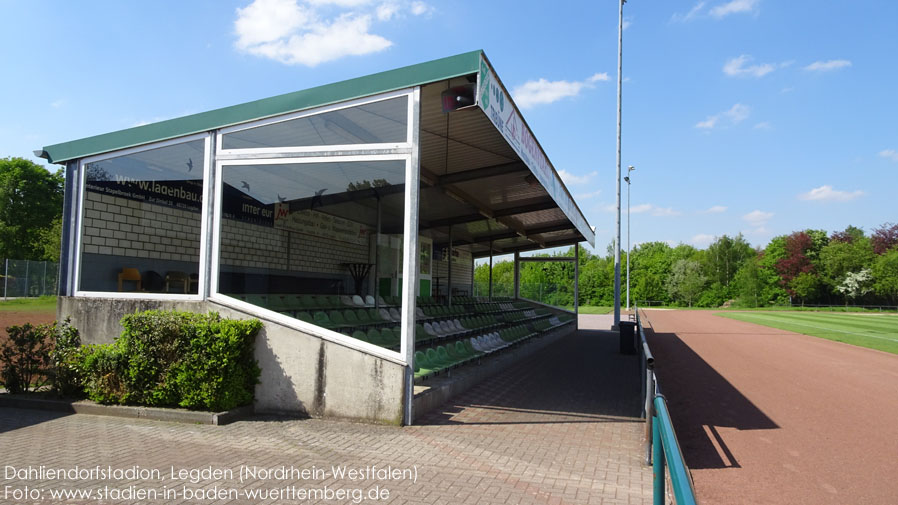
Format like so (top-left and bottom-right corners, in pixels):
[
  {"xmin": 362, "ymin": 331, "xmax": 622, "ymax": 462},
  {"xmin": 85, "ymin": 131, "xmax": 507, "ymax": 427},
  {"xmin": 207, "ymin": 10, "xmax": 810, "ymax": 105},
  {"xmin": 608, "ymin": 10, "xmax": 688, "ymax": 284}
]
[
  {"xmin": 625, "ymin": 165, "xmax": 635, "ymax": 311},
  {"xmin": 613, "ymin": 0, "xmax": 626, "ymax": 329}
]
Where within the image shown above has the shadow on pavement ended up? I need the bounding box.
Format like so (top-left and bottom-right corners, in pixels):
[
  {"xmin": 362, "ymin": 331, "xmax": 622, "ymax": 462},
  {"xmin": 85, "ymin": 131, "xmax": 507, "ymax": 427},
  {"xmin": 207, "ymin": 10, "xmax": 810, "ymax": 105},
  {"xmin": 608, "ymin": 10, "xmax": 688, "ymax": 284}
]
[
  {"xmin": 0, "ymin": 406, "xmax": 72, "ymax": 434},
  {"xmin": 420, "ymin": 328, "xmax": 645, "ymax": 426},
  {"xmin": 646, "ymin": 329, "xmax": 779, "ymax": 470}
]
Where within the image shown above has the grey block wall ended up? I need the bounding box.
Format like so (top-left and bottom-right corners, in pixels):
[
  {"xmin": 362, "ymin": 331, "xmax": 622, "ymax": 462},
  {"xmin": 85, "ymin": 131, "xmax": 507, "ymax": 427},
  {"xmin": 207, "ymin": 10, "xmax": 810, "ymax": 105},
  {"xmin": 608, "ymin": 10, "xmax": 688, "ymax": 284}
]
[{"xmin": 57, "ymin": 296, "xmax": 406, "ymax": 425}]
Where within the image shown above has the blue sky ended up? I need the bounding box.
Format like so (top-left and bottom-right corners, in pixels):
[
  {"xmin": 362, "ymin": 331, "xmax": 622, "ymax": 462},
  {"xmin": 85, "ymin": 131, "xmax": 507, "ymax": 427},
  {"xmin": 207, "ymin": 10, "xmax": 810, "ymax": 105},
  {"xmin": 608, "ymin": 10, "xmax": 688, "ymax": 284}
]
[{"xmin": 2, "ymin": 0, "xmax": 896, "ymax": 254}]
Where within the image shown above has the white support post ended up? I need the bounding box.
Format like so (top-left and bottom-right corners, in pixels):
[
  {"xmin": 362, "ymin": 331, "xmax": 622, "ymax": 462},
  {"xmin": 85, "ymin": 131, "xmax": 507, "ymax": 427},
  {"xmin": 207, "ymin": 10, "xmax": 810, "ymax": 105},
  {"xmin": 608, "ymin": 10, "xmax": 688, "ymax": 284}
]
[{"xmin": 400, "ymin": 87, "xmax": 422, "ymax": 426}]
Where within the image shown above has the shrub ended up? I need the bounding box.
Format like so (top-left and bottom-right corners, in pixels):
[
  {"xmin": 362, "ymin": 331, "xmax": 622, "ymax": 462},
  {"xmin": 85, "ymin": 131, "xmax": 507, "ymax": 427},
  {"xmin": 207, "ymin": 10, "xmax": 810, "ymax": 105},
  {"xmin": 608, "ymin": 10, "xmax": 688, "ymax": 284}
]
[
  {"xmin": 0, "ymin": 323, "xmax": 53, "ymax": 394},
  {"xmin": 169, "ymin": 317, "xmax": 262, "ymax": 410},
  {"xmin": 79, "ymin": 311, "xmax": 262, "ymax": 410},
  {"xmin": 78, "ymin": 344, "xmax": 127, "ymax": 403},
  {"xmin": 49, "ymin": 319, "xmax": 83, "ymax": 397}
]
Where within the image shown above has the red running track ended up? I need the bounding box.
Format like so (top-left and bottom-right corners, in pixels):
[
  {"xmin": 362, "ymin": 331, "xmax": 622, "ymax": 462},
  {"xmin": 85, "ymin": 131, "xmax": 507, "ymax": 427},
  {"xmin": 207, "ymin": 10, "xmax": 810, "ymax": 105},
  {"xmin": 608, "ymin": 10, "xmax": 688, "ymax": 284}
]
[{"xmin": 642, "ymin": 309, "xmax": 898, "ymax": 505}]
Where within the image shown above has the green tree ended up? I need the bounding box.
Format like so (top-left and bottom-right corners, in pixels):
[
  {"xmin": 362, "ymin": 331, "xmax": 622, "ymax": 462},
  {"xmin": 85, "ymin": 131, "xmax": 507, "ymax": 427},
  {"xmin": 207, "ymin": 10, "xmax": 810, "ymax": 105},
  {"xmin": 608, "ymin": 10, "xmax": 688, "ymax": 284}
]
[
  {"xmin": 818, "ymin": 237, "xmax": 874, "ymax": 300},
  {"xmin": 702, "ymin": 234, "xmax": 755, "ymax": 288},
  {"xmin": 733, "ymin": 254, "xmax": 763, "ymax": 307},
  {"xmin": 0, "ymin": 158, "xmax": 64, "ymax": 259},
  {"xmin": 630, "ymin": 241, "xmax": 673, "ymax": 305},
  {"xmin": 666, "ymin": 259, "xmax": 706, "ymax": 307},
  {"xmin": 790, "ymin": 272, "xmax": 821, "ymax": 307},
  {"xmin": 871, "ymin": 249, "xmax": 898, "ymax": 303},
  {"xmin": 36, "ymin": 216, "xmax": 63, "ymax": 262}
]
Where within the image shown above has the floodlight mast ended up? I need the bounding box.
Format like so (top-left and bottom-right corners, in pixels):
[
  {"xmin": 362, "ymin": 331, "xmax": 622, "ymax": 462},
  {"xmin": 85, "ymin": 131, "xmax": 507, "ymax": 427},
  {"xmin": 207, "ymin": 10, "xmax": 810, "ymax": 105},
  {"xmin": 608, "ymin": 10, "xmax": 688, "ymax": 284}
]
[
  {"xmin": 613, "ymin": 0, "xmax": 626, "ymax": 329},
  {"xmin": 627, "ymin": 169, "xmax": 634, "ymax": 310}
]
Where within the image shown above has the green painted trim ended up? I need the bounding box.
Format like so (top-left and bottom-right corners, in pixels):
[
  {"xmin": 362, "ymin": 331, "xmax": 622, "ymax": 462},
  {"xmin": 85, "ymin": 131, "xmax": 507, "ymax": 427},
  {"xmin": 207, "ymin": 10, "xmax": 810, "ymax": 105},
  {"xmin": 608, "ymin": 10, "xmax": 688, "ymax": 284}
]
[{"xmin": 43, "ymin": 50, "xmax": 483, "ymax": 164}]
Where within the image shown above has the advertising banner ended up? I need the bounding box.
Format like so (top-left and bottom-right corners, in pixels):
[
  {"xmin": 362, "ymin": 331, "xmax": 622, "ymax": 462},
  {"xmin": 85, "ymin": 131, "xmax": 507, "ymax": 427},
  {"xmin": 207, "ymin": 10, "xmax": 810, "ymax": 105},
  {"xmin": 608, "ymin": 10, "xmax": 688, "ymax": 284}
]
[{"xmin": 476, "ymin": 56, "xmax": 595, "ymax": 246}]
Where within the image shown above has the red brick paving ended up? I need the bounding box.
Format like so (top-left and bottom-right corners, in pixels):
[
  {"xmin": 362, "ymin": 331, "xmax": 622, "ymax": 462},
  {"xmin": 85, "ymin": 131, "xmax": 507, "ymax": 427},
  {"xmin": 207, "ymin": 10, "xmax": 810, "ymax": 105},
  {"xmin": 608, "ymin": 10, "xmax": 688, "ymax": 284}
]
[
  {"xmin": 0, "ymin": 315, "xmax": 652, "ymax": 504},
  {"xmin": 643, "ymin": 309, "xmax": 898, "ymax": 505}
]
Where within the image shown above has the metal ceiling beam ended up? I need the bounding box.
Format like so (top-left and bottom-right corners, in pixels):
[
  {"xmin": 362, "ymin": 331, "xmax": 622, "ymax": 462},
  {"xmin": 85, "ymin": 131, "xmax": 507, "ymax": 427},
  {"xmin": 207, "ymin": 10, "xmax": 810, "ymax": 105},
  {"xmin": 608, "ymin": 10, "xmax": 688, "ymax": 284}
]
[
  {"xmin": 471, "ymin": 236, "xmax": 583, "ymax": 258},
  {"xmin": 419, "ymin": 196, "xmax": 555, "ymax": 229},
  {"xmin": 435, "ymin": 161, "xmax": 527, "ymax": 186},
  {"xmin": 433, "ymin": 222, "xmax": 574, "ymax": 249}
]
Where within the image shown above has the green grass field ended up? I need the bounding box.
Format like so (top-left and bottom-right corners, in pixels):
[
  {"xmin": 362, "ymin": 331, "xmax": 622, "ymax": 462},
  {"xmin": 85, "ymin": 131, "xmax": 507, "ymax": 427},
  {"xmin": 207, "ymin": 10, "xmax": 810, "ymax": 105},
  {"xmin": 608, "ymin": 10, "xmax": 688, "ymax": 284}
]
[
  {"xmin": 716, "ymin": 311, "xmax": 898, "ymax": 354},
  {"xmin": 0, "ymin": 296, "xmax": 57, "ymax": 313},
  {"xmin": 574, "ymin": 306, "xmax": 613, "ymax": 314}
]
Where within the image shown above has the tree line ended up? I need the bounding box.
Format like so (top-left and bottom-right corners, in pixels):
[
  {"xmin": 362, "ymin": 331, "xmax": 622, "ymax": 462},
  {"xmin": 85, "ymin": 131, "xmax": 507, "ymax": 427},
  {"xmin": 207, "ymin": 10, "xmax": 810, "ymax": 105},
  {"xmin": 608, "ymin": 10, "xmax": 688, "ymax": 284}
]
[
  {"xmin": 0, "ymin": 158, "xmax": 64, "ymax": 262},
  {"xmin": 475, "ymin": 223, "xmax": 898, "ymax": 308}
]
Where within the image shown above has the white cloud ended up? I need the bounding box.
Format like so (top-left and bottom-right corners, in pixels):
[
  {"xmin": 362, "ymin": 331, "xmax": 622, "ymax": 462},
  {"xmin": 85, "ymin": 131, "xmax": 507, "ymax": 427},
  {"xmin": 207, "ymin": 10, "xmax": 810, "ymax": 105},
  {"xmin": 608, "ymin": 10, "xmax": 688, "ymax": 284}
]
[
  {"xmin": 376, "ymin": 2, "xmax": 399, "ymax": 20},
  {"xmin": 671, "ymin": 1, "xmax": 706, "ymax": 22},
  {"xmin": 512, "ymin": 73, "xmax": 608, "ymax": 109},
  {"xmin": 710, "ymin": 0, "xmax": 759, "ymax": 18},
  {"xmin": 723, "ymin": 55, "xmax": 775, "ymax": 78},
  {"xmin": 558, "ymin": 169, "xmax": 598, "ymax": 186},
  {"xmin": 753, "ymin": 121, "xmax": 772, "ymax": 130},
  {"xmin": 695, "ymin": 116, "xmax": 719, "ymax": 129},
  {"xmin": 307, "ymin": 0, "xmax": 373, "ymax": 5},
  {"xmin": 622, "ymin": 18, "xmax": 632, "ymax": 30},
  {"xmin": 410, "ymin": 1, "xmax": 432, "ymax": 16},
  {"xmin": 879, "ymin": 149, "xmax": 898, "ymax": 162},
  {"xmin": 804, "ymin": 59, "xmax": 852, "ymax": 72},
  {"xmin": 50, "ymin": 99, "xmax": 65, "ymax": 109},
  {"xmin": 696, "ymin": 103, "xmax": 749, "ymax": 129},
  {"xmin": 575, "ymin": 189, "xmax": 602, "ymax": 200},
  {"xmin": 743, "ymin": 209, "xmax": 773, "ymax": 227},
  {"xmin": 631, "ymin": 204, "xmax": 681, "ymax": 217},
  {"xmin": 691, "ymin": 234, "xmax": 716, "ymax": 248},
  {"xmin": 725, "ymin": 103, "xmax": 750, "ymax": 123},
  {"xmin": 703, "ymin": 205, "xmax": 727, "ymax": 213},
  {"xmin": 799, "ymin": 185, "xmax": 864, "ymax": 202},
  {"xmin": 234, "ymin": 0, "xmax": 395, "ymax": 66}
]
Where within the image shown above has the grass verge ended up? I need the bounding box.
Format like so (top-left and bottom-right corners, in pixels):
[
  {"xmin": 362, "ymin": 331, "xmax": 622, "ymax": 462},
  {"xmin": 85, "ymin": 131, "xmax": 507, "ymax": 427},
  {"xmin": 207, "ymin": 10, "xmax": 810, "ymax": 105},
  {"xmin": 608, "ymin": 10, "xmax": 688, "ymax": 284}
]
[
  {"xmin": 0, "ymin": 296, "xmax": 57, "ymax": 313},
  {"xmin": 716, "ymin": 311, "xmax": 898, "ymax": 355},
  {"xmin": 577, "ymin": 306, "xmax": 613, "ymax": 315}
]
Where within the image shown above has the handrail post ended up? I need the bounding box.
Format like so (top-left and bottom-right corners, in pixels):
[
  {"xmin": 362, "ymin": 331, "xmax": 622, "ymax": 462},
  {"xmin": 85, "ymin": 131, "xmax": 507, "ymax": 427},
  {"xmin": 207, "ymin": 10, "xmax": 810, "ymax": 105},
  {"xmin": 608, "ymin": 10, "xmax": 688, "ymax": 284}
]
[
  {"xmin": 644, "ymin": 370, "xmax": 654, "ymax": 465},
  {"xmin": 653, "ymin": 411, "xmax": 665, "ymax": 505}
]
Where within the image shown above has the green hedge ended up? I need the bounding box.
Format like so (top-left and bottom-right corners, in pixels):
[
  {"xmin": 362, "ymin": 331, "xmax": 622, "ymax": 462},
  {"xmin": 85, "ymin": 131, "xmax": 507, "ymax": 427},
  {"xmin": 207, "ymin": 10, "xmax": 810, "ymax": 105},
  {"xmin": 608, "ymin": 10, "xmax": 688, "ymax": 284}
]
[{"xmin": 79, "ymin": 311, "xmax": 262, "ymax": 411}]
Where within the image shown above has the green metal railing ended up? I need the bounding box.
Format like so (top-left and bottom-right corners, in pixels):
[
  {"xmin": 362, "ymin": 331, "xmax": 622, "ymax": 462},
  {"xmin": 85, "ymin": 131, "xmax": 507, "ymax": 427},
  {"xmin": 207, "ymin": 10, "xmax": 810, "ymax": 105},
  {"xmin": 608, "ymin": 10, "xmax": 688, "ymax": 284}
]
[{"xmin": 636, "ymin": 307, "xmax": 698, "ymax": 505}]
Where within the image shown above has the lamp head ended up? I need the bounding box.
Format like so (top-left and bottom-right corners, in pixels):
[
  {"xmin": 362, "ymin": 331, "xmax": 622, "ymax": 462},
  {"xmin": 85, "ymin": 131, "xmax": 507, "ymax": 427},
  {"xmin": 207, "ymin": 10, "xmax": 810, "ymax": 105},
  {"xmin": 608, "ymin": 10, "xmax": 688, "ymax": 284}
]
[{"xmin": 628, "ymin": 165, "xmax": 635, "ymax": 172}]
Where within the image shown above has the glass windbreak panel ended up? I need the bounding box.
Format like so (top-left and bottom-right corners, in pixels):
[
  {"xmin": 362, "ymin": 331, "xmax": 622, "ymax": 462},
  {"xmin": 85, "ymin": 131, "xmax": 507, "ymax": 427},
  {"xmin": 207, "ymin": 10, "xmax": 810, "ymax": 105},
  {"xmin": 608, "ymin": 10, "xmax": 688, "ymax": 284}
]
[
  {"xmin": 217, "ymin": 159, "xmax": 408, "ymax": 350},
  {"xmin": 79, "ymin": 140, "xmax": 205, "ymax": 293},
  {"xmin": 222, "ymin": 96, "xmax": 408, "ymax": 150}
]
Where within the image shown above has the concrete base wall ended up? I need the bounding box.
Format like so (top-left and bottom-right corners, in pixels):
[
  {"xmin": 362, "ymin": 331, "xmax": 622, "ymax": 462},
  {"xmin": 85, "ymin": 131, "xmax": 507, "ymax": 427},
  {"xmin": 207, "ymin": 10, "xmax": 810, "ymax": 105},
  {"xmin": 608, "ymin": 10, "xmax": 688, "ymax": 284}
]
[
  {"xmin": 57, "ymin": 296, "xmax": 208, "ymax": 344},
  {"xmin": 57, "ymin": 296, "xmax": 405, "ymax": 425}
]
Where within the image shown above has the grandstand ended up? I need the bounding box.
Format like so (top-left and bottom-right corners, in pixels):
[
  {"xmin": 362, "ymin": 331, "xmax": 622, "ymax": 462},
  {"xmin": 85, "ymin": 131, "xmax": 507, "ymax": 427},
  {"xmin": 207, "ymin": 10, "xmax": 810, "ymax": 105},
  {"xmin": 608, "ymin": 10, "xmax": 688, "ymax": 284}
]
[{"xmin": 41, "ymin": 50, "xmax": 594, "ymax": 424}]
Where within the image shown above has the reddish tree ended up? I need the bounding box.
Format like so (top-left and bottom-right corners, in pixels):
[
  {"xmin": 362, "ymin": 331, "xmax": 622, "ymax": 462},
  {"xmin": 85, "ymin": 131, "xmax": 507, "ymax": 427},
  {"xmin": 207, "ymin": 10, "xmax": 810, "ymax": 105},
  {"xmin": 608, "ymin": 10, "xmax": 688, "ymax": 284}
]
[
  {"xmin": 871, "ymin": 222, "xmax": 898, "ymax": 255},
  {"xmin": 775, "ymin": 231, "xmax": 816, "ymax": 295}
]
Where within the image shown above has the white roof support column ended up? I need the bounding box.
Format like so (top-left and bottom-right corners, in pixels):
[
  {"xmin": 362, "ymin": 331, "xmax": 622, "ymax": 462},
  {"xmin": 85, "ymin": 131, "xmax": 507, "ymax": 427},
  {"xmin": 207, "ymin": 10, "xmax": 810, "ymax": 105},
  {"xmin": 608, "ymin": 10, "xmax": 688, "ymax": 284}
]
[{"xmin": 401, "ymin": 86, "xmax": 421, "ymax": 426}]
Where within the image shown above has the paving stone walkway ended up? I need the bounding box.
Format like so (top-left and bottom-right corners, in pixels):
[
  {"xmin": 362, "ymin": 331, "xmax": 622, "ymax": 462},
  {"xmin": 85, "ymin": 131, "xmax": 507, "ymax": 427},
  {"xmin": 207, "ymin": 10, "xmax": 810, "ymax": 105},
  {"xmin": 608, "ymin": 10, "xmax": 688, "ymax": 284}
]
[{"xmin": 0, "ymin": 315, "xmax": 651, "ymax": 505}]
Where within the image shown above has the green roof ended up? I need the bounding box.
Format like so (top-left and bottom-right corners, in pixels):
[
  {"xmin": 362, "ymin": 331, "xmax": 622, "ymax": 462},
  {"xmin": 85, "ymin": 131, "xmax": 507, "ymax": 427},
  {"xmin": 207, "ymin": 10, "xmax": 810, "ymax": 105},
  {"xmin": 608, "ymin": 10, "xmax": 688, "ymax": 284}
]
[{"xmin": 42, "ymin": 50, "xmax": 483, "ymax": 164}]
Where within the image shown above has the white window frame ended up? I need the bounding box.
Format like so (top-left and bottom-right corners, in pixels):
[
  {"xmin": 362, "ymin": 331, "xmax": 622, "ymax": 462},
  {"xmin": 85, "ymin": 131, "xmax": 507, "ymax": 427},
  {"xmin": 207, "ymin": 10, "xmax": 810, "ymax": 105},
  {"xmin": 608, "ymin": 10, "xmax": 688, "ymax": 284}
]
[
  {"xmin": 216, "ymin": 89, "xmax": 414, "ymax": 157},
  {"xmin": 73, "ymin": 133, "xmax": 212, "ymax": 301},
  {"xmin": 209, "ymin": 153, "xmax": 412, "ymax": 363}
]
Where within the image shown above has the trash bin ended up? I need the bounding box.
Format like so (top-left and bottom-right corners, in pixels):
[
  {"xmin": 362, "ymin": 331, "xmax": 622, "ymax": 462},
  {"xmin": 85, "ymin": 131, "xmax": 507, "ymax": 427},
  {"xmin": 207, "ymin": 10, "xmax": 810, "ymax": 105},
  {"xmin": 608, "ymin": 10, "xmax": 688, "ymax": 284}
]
[{"xmin": 619, "ymin": 321, "xmax": 637, "ymax": 354}]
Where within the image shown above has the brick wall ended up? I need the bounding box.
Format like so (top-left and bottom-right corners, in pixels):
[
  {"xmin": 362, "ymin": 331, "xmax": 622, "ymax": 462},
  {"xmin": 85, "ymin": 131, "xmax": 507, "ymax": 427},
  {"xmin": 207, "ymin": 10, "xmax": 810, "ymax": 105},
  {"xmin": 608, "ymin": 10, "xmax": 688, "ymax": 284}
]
[{"xmin": 81, "ymin": 191, "xmax": 201, "ymax": 261}]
